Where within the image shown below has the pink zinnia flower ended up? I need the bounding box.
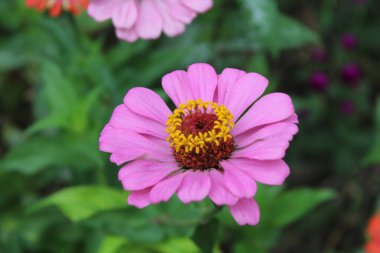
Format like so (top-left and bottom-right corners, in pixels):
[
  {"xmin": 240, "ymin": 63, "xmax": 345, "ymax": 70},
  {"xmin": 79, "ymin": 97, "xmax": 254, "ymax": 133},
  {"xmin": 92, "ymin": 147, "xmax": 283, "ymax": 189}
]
[
  {"xmin": 26, "ymin": 0, "xmax": 88, "ymax": 16},
  {"xmin": 99, "ymin": 63, "xmax": 299, "ymax": 226},
  {"xmin": 88, "ymin": 0, "xmax": 213, "ymax": 42}
]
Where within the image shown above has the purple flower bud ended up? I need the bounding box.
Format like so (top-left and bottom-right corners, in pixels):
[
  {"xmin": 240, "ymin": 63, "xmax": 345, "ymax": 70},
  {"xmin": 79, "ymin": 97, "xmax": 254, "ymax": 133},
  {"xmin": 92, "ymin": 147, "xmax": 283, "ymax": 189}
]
[
  {"xmin": 309, "ymin": 71, "xmax": 329, "ymax": 91},
  {"xmin": 340, "ymin": 33, "xmax": 358, "ymax": 50},
  {"xmin": 340, "ymin": 100, "xmax": 355, "ymax": 115},
  {"xmin": 311, "ymin": 48, "xmax": 327, "ymax": 62},
  {"xmin": 341, "ymin": 63, "xmax": 361, "ymax": 85}
]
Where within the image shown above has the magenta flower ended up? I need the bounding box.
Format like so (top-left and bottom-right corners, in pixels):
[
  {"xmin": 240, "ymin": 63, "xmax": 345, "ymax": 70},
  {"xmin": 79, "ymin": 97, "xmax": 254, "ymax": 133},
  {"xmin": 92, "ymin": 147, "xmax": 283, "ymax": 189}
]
[
  {"xmin": 340, "ymin": 33, "xmax": 358, "ymax": 50},
  {"xmin": 88, "ymin": 0, "xmax": 213, "ymax": 42},
  {"xmin": 309, "ymin": 71, "xmax": 329, "ymax": 92},
  {"xmin": 341, "ymin": 63, "xmax": 361, "ymax": 85},
  {"xmin": 99, "ymin": 63, "xmax": 298, "ymax": 226}
]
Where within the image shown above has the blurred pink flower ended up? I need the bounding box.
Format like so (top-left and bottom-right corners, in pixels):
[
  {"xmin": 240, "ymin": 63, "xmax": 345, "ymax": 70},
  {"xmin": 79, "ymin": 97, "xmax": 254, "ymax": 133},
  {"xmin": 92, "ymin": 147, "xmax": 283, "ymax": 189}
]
[
  {"xmin": 88, "ymin": 0, "xmax": 213, "ymax": 42},
  {"xmin": 26, "ymin": 0, "xmax": 88, "ymax": 16},
  {"xmin": 341, "ymin": 63, "xmax": 361, "ymax": 85},
  {"xmin": 309, "ymin": 71, "xmax": 329, "ymax": 92},
  {"xmin": 340, "ymin": 33, "xmax": 358, "ymax": 50},
  {"xmin": 99, "ymin": 63, "xmax": 298, "ymax": 226}
]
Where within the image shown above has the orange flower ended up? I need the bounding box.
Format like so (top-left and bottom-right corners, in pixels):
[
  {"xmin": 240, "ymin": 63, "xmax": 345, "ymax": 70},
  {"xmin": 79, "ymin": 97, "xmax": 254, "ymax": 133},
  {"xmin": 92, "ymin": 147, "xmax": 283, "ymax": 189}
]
[
  {"xmin": 365, "ymin": 240, "xmax": 380, "ymax": 253},
  {"xmin": 26, "ymin": 0, "xmax": 88, "ymax": 17},
  {"xmin": 367, "ymin": 213, "xmax": 380, "ymax": 242}
]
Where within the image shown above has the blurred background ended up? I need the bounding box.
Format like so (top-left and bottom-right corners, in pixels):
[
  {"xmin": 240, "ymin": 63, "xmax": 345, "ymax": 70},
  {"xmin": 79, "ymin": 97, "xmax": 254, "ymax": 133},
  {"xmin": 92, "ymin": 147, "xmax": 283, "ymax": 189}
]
[{"xmin": 0, "ymin": 0, "xmax": 379, "ymax": 252}]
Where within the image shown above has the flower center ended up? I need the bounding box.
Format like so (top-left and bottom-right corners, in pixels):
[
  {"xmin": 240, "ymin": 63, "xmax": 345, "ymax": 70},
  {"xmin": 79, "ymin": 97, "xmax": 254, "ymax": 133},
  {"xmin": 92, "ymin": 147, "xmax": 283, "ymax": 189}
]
[{"xmin": 166, "ymin": 99, "xmax": 235, "ymax": 171}]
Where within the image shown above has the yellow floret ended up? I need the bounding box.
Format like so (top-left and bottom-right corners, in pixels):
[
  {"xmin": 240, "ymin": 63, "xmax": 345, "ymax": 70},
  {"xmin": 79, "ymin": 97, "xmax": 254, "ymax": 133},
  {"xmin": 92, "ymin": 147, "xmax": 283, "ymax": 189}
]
[{"xmin": 166, "ymin": 99, "xmax": 234, "ymax": 154}]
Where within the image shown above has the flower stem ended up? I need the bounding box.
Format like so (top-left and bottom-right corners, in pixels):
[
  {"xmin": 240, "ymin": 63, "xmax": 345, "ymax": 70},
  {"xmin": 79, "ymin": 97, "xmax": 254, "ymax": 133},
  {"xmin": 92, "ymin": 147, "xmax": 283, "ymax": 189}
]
[
  {"xmin": 95, "ymin": 166, "xmax": 107, "ymax": 186},
  {"xmin": 202, "ymin": 204, "xmax": 224, "ymax": 223}
]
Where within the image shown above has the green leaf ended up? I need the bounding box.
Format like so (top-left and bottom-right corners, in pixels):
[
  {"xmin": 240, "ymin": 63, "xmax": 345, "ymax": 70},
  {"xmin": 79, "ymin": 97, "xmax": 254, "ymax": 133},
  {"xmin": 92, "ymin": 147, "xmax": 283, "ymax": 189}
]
[
  {"xmin": 191, "ymin": 218, "xmax": 220, "ymax": 253},
  {"xmin": 364, "ymin": 98, "xmax": 380, "ymax": 165},
  {"xmin": 375, "ymin": 98, "xmax": 380, "ymax": 131},
  {"xmin": 84, "ymin": 209, "xmax": 165, "ymax": 244},
  {"xmin": 30, "ymin": 186, "xmax": 127, "ymax": 222},
  {"xmin": 26, "ymin": 115, "xmax": 66, "ymax": 136},
  {"xmin": 156, "ymin": 238, "xmax": 199, "ymax": 253},
  {"xmin": 270, "ymin": 15, "xmax": 319, "ymax": 53},
  {"xmin": 41, "ymin": 62, "xmax": 78, "ymax": 118},
  {"xmin": 270, "ymin": 188, "xmax": 336, "ymax": 227},
  {"xmin": 239, "ymin": 0, "xmax": 318, "ymax": 54},
  {"xmin": 97, "ymin": 236, "xmax": 128, "ymax": 253},
  {"xmin": 0, "ymin": 137, "xmax": 69, "ymax": 175},
  {"xmin": 70, "ymin": 88, "xmax": 101, "ymax": 134}
]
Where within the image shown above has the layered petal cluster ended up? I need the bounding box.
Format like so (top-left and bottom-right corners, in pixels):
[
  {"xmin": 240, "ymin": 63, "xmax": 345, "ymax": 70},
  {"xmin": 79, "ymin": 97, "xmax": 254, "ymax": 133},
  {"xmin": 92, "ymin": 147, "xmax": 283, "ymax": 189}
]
[
  {"xmin": 88, "ymin": 0, "xmax": 213, "ymax": 42},
  {"xmin": 26, "ymin": 0, "xmax": 88, "ymax": 16},
  {"xmin": 99, "ymin": 63, "xmax": 299, "ymax": 226}
]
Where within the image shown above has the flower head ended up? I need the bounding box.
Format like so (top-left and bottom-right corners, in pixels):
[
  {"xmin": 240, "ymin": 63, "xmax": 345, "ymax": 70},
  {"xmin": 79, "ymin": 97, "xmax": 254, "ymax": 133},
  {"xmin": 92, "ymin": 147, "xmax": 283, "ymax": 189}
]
[
  {"xmin": 365, "ymin": 213, "xmax": 380, "ymax": 253},
  {"xmin": 365, "ymin": 241, "xmax": 380, "ymax": 253},
  {"xmin": 341, "ymin": 63, "xmax": 361, "ymax": 85},
  {"xmin": 309, "ymin": 71, "xmax": 329, "ymax": 92},
  {"xmin": 99, "ymin": 63, "xmax": 299, "ymax": 226},
  {"xmin": 88, "ymin": 0, "xmax": 213, "ymax": 42},
  {"xmin": 367, "ymin": 213, "xmax": 380, "ymax": 242},
  {"xmin": 340, "ymin": 33, "xmax": 358, "ymax": 50},
  {"xmin": 26, "ymin": 0, "xmax": 88, "ymax": 16}
]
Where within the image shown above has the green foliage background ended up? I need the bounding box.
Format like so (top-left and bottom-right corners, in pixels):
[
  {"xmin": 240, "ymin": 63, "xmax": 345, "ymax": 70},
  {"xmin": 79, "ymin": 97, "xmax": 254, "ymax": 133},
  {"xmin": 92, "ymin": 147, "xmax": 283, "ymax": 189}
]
[{"xmin": 0, "ymin": 0, "xmax": 379, "ymax": 252}]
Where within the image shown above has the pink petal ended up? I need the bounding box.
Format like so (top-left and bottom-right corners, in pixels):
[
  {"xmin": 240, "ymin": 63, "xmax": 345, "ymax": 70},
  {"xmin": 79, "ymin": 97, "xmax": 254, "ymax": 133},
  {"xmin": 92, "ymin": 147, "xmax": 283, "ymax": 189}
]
[
  {"xmin": 229, "ymin": 198, "xmax": 260, "ymax": 226},
  {"xmin": 232, "ymin": 137, "xmax": 290, "ymax": 160},
  {"xmin": 155, "ymin": 1, "xmax": 186, "ymax": 37},
  {"xmin": 116, "ymin": 28, "xmax": 138, "ymax": 42},
  {"xmin": 112, "ymin": 0, "xmax": 137, "ymax": 29},
  {"xmin": 284, "ymin": 113, "xmax": 299, "ymax": 124},
  {"xmin": 128, "ymin": 188, "xmax": 152, "ymax": 208},
  {"xmin": 233, "ymin": 93, "xmax": 295, "ymax": 136},
  {"xmin": 135, "ymin": 0, "xmax": 164, "ymax": 39},
  {"xmin": 99, "ymin": 125, "xmax": 173, "ymax": 165},
  {"xmin": 221, "ymin": 72, "xmax": 268, "ymax": 120},
  {"xmin": 187, "ymin": 63, "xmax": 218, "ymax": 102},
  {"xmin": 124, "ymin": 87, "xmax": 172, "ymax": 125},
  {"xmin": 225, "ymin": 158, "xmax": 290, "ymax": 186},
  {"xmin": 150, "ymin": 173, "xmax": 186, "ymax": 203},
  {"xmin": 181, "ymin": 0, "xmax": 213, "ymax": 13},
  {"xmin": 208, "ymin": 170, "xmax": 238, "ymax": 206},
  {"xmin": 177, "ymin": 171, "xmax": 211, "ymax": 204},
  {"xmin": 109, "ymin": 105, "xmax": 167, "ymax": 139},
  {"xmin": 235, "ymin": 122, "xmax": 298, "ymax": 148},
  {"xmin": 118, "ymin": 160, "xmax": 178, "ymax": 191},
  {"xmin": 99, "ymin": 125, "xmax": 145, "ymax": 164},
  {"xmin": 162, "ymin": 70, "xmax": 195, "ymax": 107},
  {"xmin": 88, "ymin": 0, "xmax": 117, "ymax": 22},
  {"xmin": 165, "ymin": 0, "xmax": 196, "ymax": 24},
  {"xmin": 217, "ymin": 68, "xmax": 246, "ymax": 106},
  {"xmin": 222, "ymin": 160, "xmax": 257, "ymax": 199}
]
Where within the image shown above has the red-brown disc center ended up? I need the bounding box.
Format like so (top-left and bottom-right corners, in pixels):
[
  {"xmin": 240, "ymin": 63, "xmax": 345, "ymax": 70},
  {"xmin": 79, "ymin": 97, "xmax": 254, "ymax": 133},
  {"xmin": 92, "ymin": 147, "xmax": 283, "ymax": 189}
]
[
  {"xmin": 180, "ymin": 112, "xmax": 218, "ymax": 136},
  {"xmin": 172, "ymin": 112, "xmax": 235, "ymax": 171}
]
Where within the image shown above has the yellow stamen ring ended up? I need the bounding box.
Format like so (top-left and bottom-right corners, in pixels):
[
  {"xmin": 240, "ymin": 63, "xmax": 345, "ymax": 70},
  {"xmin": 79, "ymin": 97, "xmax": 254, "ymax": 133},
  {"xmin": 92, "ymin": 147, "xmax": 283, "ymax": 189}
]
[{"xmin": 166, "ymin": 99, "xmax": 234, "ymax": 155}]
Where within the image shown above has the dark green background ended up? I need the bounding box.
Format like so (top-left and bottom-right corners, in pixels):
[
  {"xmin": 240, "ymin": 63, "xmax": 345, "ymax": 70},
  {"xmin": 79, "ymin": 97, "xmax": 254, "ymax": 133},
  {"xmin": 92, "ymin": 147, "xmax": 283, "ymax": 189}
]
[{"xmin": 0, "ymin": 0, "xmax": 379, "ymax": 252}]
